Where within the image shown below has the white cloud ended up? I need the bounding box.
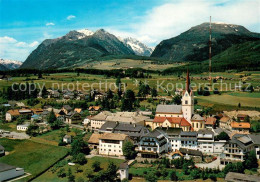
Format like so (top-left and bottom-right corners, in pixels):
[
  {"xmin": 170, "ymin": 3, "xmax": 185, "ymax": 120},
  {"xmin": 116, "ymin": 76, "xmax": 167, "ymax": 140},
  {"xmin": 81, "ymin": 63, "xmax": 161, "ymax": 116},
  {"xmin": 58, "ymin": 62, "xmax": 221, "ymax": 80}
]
[
  {"xmin": 111, "ymin": 0, "xmax": 260, "ymax": 46},
  {"xmin": 46, "ymin": 22, "xmax": 55, "ymax": 26},
  {"xmin": 0, "ymin": 36, "xmax": 39, "ymax": 61},
  {"xmin": 67, "ymin": 15, "xmax": 76, "ymax": 20}
]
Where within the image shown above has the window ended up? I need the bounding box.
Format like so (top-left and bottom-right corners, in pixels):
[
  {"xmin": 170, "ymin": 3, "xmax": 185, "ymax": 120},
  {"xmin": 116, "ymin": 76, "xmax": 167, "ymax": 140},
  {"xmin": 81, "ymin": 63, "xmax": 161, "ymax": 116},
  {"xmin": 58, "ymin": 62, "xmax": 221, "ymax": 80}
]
[{"xmin": 185, "ymin": 100, "xmax": 188, "ymax": 104}]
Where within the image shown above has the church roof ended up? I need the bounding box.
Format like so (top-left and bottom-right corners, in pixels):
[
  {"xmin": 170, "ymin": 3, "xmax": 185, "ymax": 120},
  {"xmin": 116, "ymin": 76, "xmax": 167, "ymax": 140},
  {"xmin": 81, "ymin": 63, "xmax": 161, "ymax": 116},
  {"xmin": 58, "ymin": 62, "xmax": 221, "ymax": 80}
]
[{"xmin": 156, "ymin": 104, "xmax": 182, "ymax": 114}]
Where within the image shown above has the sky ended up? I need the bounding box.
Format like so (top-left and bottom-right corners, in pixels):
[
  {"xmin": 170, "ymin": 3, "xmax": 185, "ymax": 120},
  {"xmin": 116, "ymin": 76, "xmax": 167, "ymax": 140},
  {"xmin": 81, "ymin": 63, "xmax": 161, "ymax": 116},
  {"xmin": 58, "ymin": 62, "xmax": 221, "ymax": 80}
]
[{"xmin": 0, "ymin": 0, "xmax": 259, "ymax": 62}]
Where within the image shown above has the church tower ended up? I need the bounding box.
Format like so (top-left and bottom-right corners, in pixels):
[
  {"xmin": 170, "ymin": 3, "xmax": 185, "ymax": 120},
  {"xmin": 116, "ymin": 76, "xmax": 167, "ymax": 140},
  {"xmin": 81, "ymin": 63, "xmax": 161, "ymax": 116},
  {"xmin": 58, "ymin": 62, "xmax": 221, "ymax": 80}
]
[{"xmin": 182, "ymin": 69, "xmax": 194, "ymax": 123}]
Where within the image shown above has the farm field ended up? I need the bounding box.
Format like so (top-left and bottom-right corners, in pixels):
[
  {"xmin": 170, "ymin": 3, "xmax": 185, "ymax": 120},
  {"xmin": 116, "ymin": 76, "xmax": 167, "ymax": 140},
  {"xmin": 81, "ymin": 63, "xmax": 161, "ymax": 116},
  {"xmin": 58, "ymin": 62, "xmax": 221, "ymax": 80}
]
[
  {"xmin": 0, "ymin": 138, "xmax": 69, "ymax": 181},
  {"xmin": 35, "ymin": 156, "xmax": 124, "ymax": 182}
]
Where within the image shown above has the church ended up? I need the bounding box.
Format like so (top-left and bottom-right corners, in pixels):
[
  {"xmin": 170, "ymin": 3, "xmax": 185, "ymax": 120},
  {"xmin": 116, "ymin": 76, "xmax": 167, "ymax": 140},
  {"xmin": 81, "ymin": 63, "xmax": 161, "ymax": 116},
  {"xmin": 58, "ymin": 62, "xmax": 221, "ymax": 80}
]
[{"xmin": 146, "ymin": 70, "xmax": 205, "ymax": 131}]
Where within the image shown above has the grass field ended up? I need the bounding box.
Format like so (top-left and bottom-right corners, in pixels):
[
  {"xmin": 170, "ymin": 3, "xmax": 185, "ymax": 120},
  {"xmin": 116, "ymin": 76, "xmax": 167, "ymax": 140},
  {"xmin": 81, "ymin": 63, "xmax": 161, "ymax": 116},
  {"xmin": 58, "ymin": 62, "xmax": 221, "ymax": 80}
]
[
  {"xmin": 35, "ymin": 156, "xmax": 124, "ymax": 182},
  {"xmin": 0, "ymin": 138, "xmax": 69, "ymax": 181}
]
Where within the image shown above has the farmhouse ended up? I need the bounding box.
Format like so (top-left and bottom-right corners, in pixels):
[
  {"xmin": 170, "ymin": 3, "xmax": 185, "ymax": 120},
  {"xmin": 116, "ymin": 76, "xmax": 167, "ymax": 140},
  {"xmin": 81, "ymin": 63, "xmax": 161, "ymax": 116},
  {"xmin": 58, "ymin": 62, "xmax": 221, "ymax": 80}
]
[
  {"xmin": 99, "ymin": 133, "xmax": 131, "ymax": 156},
  {"xmin": 88, "ymin": 133, "xmax": 102, "ymax": 149},
  {"xmin": 231, "ymin": 121, "xmax": 250, "ymax": 134},
  {"xmin": 65, "ymin": 111, "xmax": 82, "ymax": 124}
]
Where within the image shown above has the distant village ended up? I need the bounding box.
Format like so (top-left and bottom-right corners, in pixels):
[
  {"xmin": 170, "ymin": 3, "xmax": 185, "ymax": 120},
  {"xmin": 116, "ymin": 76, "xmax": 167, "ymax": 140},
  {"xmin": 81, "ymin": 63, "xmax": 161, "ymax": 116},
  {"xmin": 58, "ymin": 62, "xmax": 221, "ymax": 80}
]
[{"xmin": 0, "ymin": 70, "xmax": 259, "ymax": 182}]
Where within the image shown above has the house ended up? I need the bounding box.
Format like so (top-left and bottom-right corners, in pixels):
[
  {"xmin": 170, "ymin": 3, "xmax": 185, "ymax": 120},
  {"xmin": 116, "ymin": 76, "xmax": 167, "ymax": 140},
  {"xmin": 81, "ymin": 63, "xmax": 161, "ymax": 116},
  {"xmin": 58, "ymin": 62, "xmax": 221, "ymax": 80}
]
[
  {"xmin": 191, "ymin": 114, "xmax": 205, "ymax": 131},
  {"xmin": 63, "ymin": 91, "xmax": 75, "ymax": 100},
  {"xmin": 5, "ymin": 109, "xmax": 20, "ymax": 121},
  {"xmin": 47, "ymin": 90, "xmax": 60, "ymax": 98},
  {"xmin": 155, "ymin": 105, "xmax": 183, "ymax": 118},
  {"xmin": 180, "ymin": 131, "xmax": 197, "ymax": 150},
  {"xmin": 17, "ymin": 123, "xmax": 30, "ymax": 131},
  {"xmin": 88, "ymin": 106, "xmax": 100, "ymax": 114},
  {"xmin": 138, "ymin": 129, "xmax": 168, "ymax": 158},
  {"xmin": 74, "ymin": 108, "xmax": 83, "ymax": 114},
  {"xmin": 179, "ymin": 148, "xmax": 203, "ymax": 160},
  {"xmin": 88, "ymin": 133, "xmax": 102, "ymax": 149},
  {"xmin": 99, "ymin": 133, "xmax": 131, "ymax": 156},
  {"xmin": 0, "ymin": 145, "xmax": 5, "ymax": 157},
  {"xmin": 65, "ymin": 111, "xmax": 82, "ymax": 124},
  {"xmin": 151, "ymin": 116, "xmax": 192, "ymax": 131},
  {"xmin": 219, "ymin": 116, "xmax": 232, "ymax": 130},
  {"xmin": 90, "ymin": 111, "xmax": 112, "ymax": 130},
  {"xmin": 156, "ymin": 127, "xmax": 182, "ymax": 152},
  {"xmin": 94, "ymin": 92, "xmax": 104, "ymax": 101},
  {"xmin": 82, "ymin": 116, "xmax": 92, "ymax": 125},
  {"xmin": 31, "ymin": 108, "xmax": 43, "ymax": 115},
  {"xmin": 248, "ymin": 134, "xmax": 260, "ymax": 160},
  {"xmin": 0, "ymin": 75, "xmax": 12, "ymax": 81},
  {"xmin": 220, "ymin": 134, "xmax": 255, "ymax": 165},
  {"xmin": 237, "ymin": 114, "xmax": 249, "ymax": 122},
  {"xmin": 0, "ymin": 163, "xmax": 24, "ymax": 181},
  {"xmin": 31, "ymin": 114, "xmax": 41, "ymax": 122},
  {"xmin": 63, "ymin": 135, "xmax": 72, "ymax": 144},
  {"xmin": 204, "ymin": 117, "xmax": 217, "ymax": 129},
  {"xmin": 99, "ymin": 121, "xmax": 149, "ymax": 142},
  {"xmin": 197, "ymin": 129, "xmax": 214, "ymax": 153},
  {"xmin": 62, "ymin": 105, "xmax": 73, "ymax": 115},
  {"xmin": 119, "ymin": 163, "xmax": 129, "ymax": 181},
  {"xmin": 225, "ymin": 172, "xmax": 260, "ymax": 182},
  {"xmin": 231, "ymin": 121, "xmax": 250, "ymax": 134}
]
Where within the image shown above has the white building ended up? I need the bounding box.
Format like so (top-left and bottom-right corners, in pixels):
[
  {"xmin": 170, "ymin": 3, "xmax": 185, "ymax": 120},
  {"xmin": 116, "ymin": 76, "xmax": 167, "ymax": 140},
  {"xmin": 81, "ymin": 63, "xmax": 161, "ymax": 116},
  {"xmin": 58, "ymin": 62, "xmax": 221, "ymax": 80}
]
[
  {"xmin": 138, "ymin": 129, "xmax": 168, "ymax": 158},
  {"xmin": 0, "ymin": 163, "xmax": 24, "ymax": 181},
  {"xmin": 99, "ymin": 133, "xmax": 131, "ymax": 156},
  {"xmin": 63, "ymin": 135, "xmax": 72, "ymax": 144},
  {"xmin": 180, "ymin": 131, "xmax": 198, "ymax": 150},
  {"xmin": 119, "ymin": 163, "xmax": 129, "ymax": 181},
  {"xmin": 197, "ymin": 129, "xmax": 214, "ymax": 154},
  {"xmin": 17, "ymin": 123, "xmax": 30, "ymax": 131}
]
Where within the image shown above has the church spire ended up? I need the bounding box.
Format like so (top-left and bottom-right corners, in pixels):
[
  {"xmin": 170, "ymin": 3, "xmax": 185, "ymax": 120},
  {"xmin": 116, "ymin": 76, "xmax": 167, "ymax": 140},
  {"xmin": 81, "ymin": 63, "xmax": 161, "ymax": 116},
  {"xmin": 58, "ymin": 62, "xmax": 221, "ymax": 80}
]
[{"xmin": 186, "ymin": 68, "xmax": 190, "ymax": 93}]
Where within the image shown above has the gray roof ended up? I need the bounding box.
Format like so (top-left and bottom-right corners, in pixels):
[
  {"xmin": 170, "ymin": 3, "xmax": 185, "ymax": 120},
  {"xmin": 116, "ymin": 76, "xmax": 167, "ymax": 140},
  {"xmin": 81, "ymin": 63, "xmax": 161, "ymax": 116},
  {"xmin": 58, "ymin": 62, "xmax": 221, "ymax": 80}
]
[
  {"xmin": 197, "ymin": 129, "xmax": 214, "ymax": 135},
  {"xmin": 0, "ymin": 163, "xmax": 16, "ymax": 172},
  {"xmin": 180, "ymin": 131, "xmax": 197, "ymax": 137},
  {"xmin": 156, "ymin": 104, "xmax": 182, "ymax": 114},
  {"xmin": 179, "ymin": 148, "xmax": 202, "ymax": 157},
  {"xmin": 63, "ymin": 105, "xmax": 72, "ymax": 111},
  {"xmin": 144, "ymin": 129, "xmax": 165, "ymax": 139},
  {"xmin": 119, "ymin": 163, "xmax": 128, "ymax": 169},
  {"xmin": 249, "ymin": 134, "xmax": 260, "ymax": 145},
  {"xmin": 225, "ymin": 172, "xmax": 260, "ymax": 182},
  {"xmin": 228, "ymin": 134, "xmax": 254, "ymax": 150},
  {"xmin": 191, "ymin": 114, "xmax": 204, "ymax": 121},
  {"xmin": 99, "ymin": 121, "xmax": 118, "ymax": 131},
  {"xmin": 157, "ymin": 127, "xmax": 182, "ymax": 136}
]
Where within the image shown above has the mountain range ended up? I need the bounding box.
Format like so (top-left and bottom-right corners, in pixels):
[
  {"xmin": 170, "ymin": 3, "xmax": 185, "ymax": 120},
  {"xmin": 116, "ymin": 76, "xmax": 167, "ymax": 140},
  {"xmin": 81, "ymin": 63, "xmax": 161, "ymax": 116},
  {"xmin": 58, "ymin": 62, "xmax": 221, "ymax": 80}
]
[
  {"xmin": 0, "ymin": 59, "xmax": 22, "ymax": 70},
  {"xmin": 20, "ymin": 22, "xmax": 260, "ymax": 70},
  {"xmin": 20, "ymin": 29, "xmax": 153, "ymax": 69},
  {"xmin": 151, "ymin": 22, "xmax": 260, "ymax": 62}
]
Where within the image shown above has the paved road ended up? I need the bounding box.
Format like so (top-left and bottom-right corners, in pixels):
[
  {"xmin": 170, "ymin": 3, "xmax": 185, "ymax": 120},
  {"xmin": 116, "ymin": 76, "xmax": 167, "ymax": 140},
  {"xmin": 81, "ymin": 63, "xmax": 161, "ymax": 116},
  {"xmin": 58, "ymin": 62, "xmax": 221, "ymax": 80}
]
[{"xmin": 196, "ymin": 155, "xmax": 224, "ymax": 170}]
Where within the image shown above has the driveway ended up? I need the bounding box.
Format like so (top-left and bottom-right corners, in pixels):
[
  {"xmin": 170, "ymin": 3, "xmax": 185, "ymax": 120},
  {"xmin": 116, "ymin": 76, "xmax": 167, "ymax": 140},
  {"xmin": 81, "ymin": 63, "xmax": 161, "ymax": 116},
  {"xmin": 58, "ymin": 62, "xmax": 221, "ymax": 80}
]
[{"xmin": 196, "ymin": 155, "xmax": 224, "ymax": 170}]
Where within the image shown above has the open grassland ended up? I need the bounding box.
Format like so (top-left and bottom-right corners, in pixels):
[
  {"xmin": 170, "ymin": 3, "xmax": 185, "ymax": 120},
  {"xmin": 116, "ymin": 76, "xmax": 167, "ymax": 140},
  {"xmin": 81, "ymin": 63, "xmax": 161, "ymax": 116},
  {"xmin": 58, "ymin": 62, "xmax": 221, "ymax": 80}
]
[
  {"xmin": 0, "ymin": 138, "xmax": 69, "ymax": 181},
  {"xmin": 80, "ymin": 59, "xmax": 182, "ymax": 71},
  {"xmin": 35, "ymin": 156, "xmax": 124, "ymax": 182}
]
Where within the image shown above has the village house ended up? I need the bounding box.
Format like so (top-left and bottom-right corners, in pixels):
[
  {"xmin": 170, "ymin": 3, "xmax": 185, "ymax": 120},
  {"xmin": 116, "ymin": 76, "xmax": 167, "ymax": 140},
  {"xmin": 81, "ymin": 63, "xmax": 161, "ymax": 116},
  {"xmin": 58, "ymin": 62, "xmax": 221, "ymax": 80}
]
[
  {"xmin": 220, "ymin": 134, "xmax": 255, "ymax": 165},
  {"xmin": 74, "ymin": 108, "xmax": 83, "ymax": 114},
  {"xmin": 65, "ymin": 111, "xmax": 82, "ymax": 124},
  {"xmin": 156, "ymin": 127, "xmax": 182, "ymax": 152},
  {"xmin": 179, "ymin": 148, "xmax": 203, "ymax": 161},
  {"xmin": 62, "ymin": 105, "xmax": 73, "ymax": 115},
  {"xmin": 219, "ymin": 116, "xmax": 232, "ymax": 130},
  {"xmin": 0, "ymin": 163, "xmax": 24, "ymax": 182},
  {"xmin": 197, "ymin": 129, "xmax": 214, "ymax": 153},
  {"xmin": 88, "ymin": 106, "xmax": 100, "ymax": 114},
  {"xmin": 88, "ymin": 133, "xmax": 102, "ymax": 149},
  {"xmin": 231, "ymin": 121, "xmax": 251, "ymax": 134},
  {"xmin": 119, "ymin": 163, "xmax": 129, "ymax": 181},
  {"xmin": 6, "ymin": 109, "xmax": 32, "ymax": 122},
  {"xmin": 204, "ymin": 116, "xmax": 217, "ymax": 129},
  {"xmin": 99, "ymin": 133, "xmax": 131, "ymax": 156},
  {"xmin": 63, "ymin": 135, "xmax": 72, "ymax": 144},
  {"xmin": 138, "ymin": 129, "xmax": 168, "ymax": 158},
  {"xmin": 237, "ymin": 114, "xmax": 249, "ymax": 122},
  {"xmin": 99, "ymin": 121, "xmax": 149, "ymax": 142},
  {"xmin": 180, "ymin": 131, "xmax": 198, "ymax": 150}
]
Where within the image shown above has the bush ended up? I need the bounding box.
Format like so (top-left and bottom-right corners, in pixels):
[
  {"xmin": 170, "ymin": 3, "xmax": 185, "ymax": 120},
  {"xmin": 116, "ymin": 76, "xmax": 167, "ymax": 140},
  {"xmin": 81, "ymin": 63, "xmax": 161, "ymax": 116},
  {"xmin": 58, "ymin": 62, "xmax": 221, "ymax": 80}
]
[
  {"xmin": 92, "ymin": 161, "xmax": 101, "ymax": 172},
  {"xmin": 73, "ymin": 153, "xmax": 87, "ymax": 165}
]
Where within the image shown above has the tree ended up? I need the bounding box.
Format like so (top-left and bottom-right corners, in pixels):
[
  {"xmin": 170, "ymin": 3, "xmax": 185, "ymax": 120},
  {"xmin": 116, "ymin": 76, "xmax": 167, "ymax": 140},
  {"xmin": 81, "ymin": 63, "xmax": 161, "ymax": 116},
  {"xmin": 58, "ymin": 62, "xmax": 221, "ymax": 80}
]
[
  {"xmin": 238, "ymin": 102, "xmax": 241, "ymax": 108},
  {"xmin": 26, "ymin": 124, "xmax": 39, "ymax": 136},
  {"xmin": 71, "ymin": 136, "xmax": 90, "ymax": 157},
  {"xmin": 244, "ymin": 115, "xmax": 250, "ymax": 123},
  {"xmin": 169, "ymin": 170, "xmax": 178, "ymax": 181},
  {"xmin": 151, "ymin": 87, "xmax": 158, "ymax": 98},
  {"xmin": 182, "ymin": 163, "xmax": 189, "ymax": 175},
  {"xmin": 92, "ymin": 161, "xmax": 101, "ymax": 172},
  {"xmin": 76, "ymin": 177, "xmax": 84, "ymax": 182},
  {"xmin": 172, "ymin": 95, "xmax": 182, "ymax": 105},
  {"xmin": 244, "ymin": 150, "xmax": 258, "ymax": 169},
  {"xmin": 145, "ymin": 172, "xmax": 158, "ymax": 182},
  {"xmin": 48, "ymin": 109, "xmax": 56, "ymax": 124},
  {"xmin": 215, "ymin": 131, "xmax": 230, "ymax": 141},
  {"xmin": 116, "ymin": 77, "xmax": 121, "ymax": 89},
  {"xmin": 248, "ymin": 85, "xmax": 254, "ymax": 93},
  {"xmin": 106, "ymin": 89, "xmax": 113, "ymax": 99},
  {"xmin": 123, "ymin": 141, "xmax": 137, "ymax": 160},
  {"xmin": 203, "ymin": 87, "xmax": 210, "ymax": 96},
  {"xmin": 74, "ymin": 153, "xmax": 87, "ymax": 165},
  {"xmin": 190, "ymin": 168, "xmax": 200, "ymax": 179},
  {"xmin": 121, "ymin": 90, "xmax": 136, "ymax": 111},
  {"xmin": 106, "ymin": 162, "xmax": 118, "ymax": 181},
  {"xmin": 57, "ymin": 168, "xmax": 66, "ymax": 178},
  {"xmin": 213, "ymin": 88, "xmax": 219, "ymax": 94},
  {"xmin": 67, "ymin": 168, "xmax": 75, "ymax": 182}
]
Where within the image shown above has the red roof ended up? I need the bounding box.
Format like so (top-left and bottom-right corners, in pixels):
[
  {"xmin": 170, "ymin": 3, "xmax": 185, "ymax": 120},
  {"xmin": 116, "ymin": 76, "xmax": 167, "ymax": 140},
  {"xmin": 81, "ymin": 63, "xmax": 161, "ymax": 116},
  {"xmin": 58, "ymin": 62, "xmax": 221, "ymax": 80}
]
[
  {"xmin": 153, "ymin": 116, "xmax": 191, "ymax": 127},
  {"xmin": 204, "ymin": 117, "xmax": 217, "ymax": 125}
]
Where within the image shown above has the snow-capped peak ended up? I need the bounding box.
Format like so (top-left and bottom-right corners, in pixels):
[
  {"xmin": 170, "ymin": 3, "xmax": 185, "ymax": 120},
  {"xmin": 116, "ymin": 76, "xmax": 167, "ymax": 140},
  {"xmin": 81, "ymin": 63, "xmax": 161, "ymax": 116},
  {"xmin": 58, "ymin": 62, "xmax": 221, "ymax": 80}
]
[
  {"xmin": 120, "ymin": 37, "xmax": 153, "ymax": 56},
  {"xmin": 0, "ymin": 58, "xmax": 22, "ymax": 69},
  {"xmin": 75, "ymin": 29, "xmax": 94, "ymax": 39}
]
